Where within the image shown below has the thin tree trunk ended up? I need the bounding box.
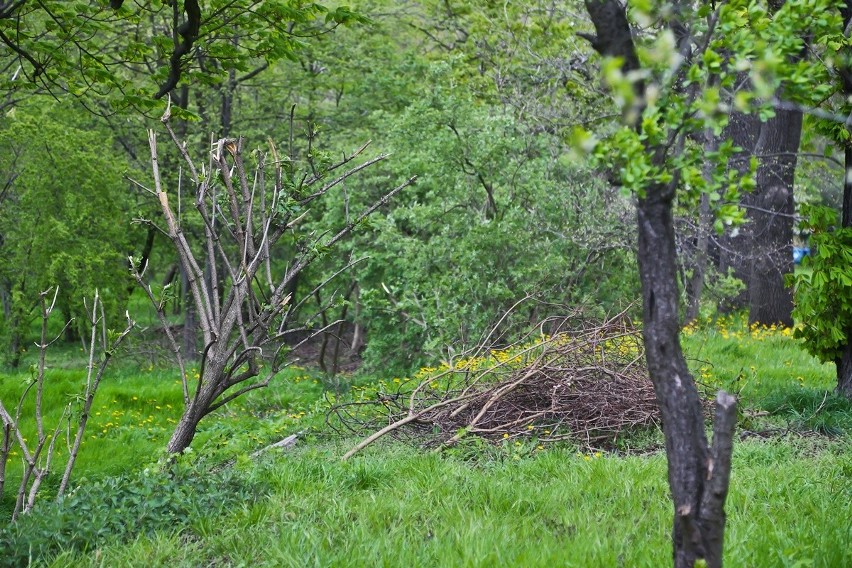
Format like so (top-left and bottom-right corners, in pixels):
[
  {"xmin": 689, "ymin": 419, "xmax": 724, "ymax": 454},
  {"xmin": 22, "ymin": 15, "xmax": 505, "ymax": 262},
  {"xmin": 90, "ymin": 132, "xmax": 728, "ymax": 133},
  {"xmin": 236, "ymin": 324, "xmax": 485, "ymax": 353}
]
[
  {"xmin": 9, "ymin": 328, "xmax": 21, "ymax": 368},
  {"xmin": 638, "ymin": 188, "xmax": 714, "ymax": 567},
  {"xmin": 350, "ymin": 284, "xmax": 365, "ymax": 356},
  {"xmin": 684, "ymin": 127, "xmax": 719, "ymax": 323},
  {"xmin": 127, "ymin": 227, "xmax": 156, "ymax": 296},
  {"xmin": 167, "ymin": 400, "xmax": 207, "ymax": 453},
  {"xmin": 837, "ymin": 142, "xmax": 852, "ymax": 397},
  {"xmin": 181, "ymin": 267, "xmax": 198, "ymax": 360},
  {"xmin": 221, "ymin": 66, "xmax": 235, "ymax": 137},
  {"xmin": 0, "ymin": 281, "xmax": 10, "ymax": 321},
  {"xmin": 684, "ymin": 193, "xmax": 710, "ymax": 323},
  {"xmin": 837, "ymin": 6, "xmax": 852, "ymax": 396},
  {"xmin": 836, "ymin": 342, "xmax": 852, "ymax": 397},
  {"xmin": 0, "ymin": 422, "xmax": 9, "ymax": 500}
]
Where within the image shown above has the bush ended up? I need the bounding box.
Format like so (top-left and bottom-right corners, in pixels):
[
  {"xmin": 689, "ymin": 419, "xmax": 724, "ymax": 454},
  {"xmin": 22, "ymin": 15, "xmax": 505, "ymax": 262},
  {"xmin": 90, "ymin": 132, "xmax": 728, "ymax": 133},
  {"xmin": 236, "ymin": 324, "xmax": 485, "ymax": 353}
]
[{"xmin": 0, "ymin": 458, "xmax": 270, "ymax": 567}]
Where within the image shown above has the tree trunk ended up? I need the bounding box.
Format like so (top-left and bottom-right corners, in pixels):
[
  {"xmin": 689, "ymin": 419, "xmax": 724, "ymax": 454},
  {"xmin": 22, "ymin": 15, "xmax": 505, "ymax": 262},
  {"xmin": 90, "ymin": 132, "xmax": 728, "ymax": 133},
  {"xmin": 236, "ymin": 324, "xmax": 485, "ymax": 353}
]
[
  {"xmin": 167, "ymin": 354, "xmax": 230, "ymax": 453},
  {"xmin": 837, "ymin": 5, "xmax": 852, "ymax": 396},
  {"xmin": 350, "ymin": 284, "xmax": 365, "ymax": 356},
  {"xmin": 8, "ymin": 320, "xmax": 22, "ymax": 368},
  {"xmin": 580, "ymin": 3, "xmax": 738, "ymax": 566},
  {"xmin": 837, "ymin": 141, "xmax": 852, "ymax": 397},
  {"xmin": 221, "ymin": 67, "xmax": 235, "ymax": 138},
  {"xmin": 127, "ymin": 226, "xmax": 157, "ymax": 296},
  {"xmin": 181, "ymin": 267, "xmax": 199, "ymax": 360},
  {"xmin": 718, "ymin": 109, "xmax": 760, "ymax": 314},
  {"xmin": 166, "ymin": 400, "xmax": 206, "ymax": 453},
  {"xmin": 836, "ymin": 341, "xmax": 852, "ymax": 397},
  {"xmin": 638, "ymin": 189, "xmax": 715, "ymax": 567},
  {"xmin": 747, "ymin": 105, "xmax": 801, "ymax": 327},
  {"xmin": 684, "ymin": 127, "xmax": 718, "ymax": 323}
]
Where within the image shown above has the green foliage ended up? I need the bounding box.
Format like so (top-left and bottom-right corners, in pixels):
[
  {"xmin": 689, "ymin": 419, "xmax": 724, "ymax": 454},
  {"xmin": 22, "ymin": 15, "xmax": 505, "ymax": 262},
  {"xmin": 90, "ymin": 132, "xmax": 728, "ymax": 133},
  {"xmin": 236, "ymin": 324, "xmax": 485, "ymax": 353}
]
[
  {"xmin": 302, "ymin": 59, "xmax": 637, "ymax": 372},
  {"xmin": 0, "ymin": 103, "xmax": 135, "ymax": 360},
  {"xmin": 0, "ymin": 1, "xmax": 368, "ymax": 110},
  {"xmin": 0, "ymin": 459, "xmax": 271, "ymax": 567},
  {"xmin": 789, "ymin": 205, "xmax": 852, "ymax": 364},
  {"xmin": 576, "ymin": 0, "xmax": 841, "ymax": 255}
]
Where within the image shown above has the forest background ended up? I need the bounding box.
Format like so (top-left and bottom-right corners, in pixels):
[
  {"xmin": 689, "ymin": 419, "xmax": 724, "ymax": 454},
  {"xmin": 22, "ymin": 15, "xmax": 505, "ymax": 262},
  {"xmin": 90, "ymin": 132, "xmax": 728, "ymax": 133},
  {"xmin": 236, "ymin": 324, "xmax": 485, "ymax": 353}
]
[{"xmin": 0, "ymin": 1, "xmax": 851, "ymax": 566}]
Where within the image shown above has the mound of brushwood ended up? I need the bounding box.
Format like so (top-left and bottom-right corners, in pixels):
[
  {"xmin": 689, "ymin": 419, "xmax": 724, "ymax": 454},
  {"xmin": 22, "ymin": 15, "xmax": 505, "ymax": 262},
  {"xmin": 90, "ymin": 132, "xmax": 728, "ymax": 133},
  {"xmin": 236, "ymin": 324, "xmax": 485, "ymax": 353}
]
[{"xmin": 333, "ymin": 312, "xmax": 661, "ymax": 459}]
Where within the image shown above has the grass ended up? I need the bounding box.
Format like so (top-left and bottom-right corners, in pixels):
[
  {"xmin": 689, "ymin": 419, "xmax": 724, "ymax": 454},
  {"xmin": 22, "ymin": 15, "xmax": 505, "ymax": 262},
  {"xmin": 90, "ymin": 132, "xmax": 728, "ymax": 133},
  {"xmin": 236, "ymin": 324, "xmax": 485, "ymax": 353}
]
[
  {"xmin": 1, "ymin": 315, "xmax": 851, "ymax": 566},
  {"xmin": 0, "ymin": 351, "xmax": 323, "ymax": 519},
  {"xmin": 41, "ymin": 440, "xmax": 852, "ymax": 567}
]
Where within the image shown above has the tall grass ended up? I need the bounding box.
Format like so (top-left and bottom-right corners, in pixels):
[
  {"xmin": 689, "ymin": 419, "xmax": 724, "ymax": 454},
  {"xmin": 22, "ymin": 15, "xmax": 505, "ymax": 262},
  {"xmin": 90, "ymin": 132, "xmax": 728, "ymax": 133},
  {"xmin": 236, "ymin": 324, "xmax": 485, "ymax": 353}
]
[
  {"xmin": 1, "ymin": 315, "xmax": 850, "ymax": 566},
  {"xmin": 45, "ymin": 439, "xmax": 852, "ymax": 567}
]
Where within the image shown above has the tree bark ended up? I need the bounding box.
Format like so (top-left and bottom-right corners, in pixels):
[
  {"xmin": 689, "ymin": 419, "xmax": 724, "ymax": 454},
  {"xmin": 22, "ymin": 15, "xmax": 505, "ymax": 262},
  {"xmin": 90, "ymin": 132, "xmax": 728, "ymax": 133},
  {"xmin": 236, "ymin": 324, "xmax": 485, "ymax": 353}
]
[
  {"xmin": 836, "ymin": 340, "xmax": 852, "ymax": 397},
  {"xmin": 684, "ymin": 193, "xmax": 710, "ymax": 323},
  {"xmin": 840, "ymin": 141, "xmax": 852, "ymax": 397},
  {"xmin": 747, "ymin": 105, "xmax": 801, "ymax": 327},
  {"xmin": 639, "ymin": 186, "xmax": 715, "ymax": 567},
  {"xmin": 684, "ymin": 127, "xmax": 719, "ymax": 323},
  {"xmin": 581, "ymin": 2, "xmax": 738, "ymax": 566},
  {"xmin": 718, "ymin": 109, "xmax": 761, "ymax": 314},
  {"xmin": 181, "ymin": 267, "xmax": 199, "ymax": 360},
  {"xmin": 166, "ymin": 398, "xmax": 207, "ymax": 453}
]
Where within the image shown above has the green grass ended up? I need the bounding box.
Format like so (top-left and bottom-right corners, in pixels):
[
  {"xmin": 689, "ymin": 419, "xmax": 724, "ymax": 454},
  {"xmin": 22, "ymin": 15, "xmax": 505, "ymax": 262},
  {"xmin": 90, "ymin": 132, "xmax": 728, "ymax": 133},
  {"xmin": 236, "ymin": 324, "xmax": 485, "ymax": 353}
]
[
  {"xmin": 41, "ymin": 439, "xmax": 852, "ymax": 567},
  {"xmin": 0, "ymin": 358, "xmax": 322, "ymax": 519},
  {"xmin": 1, "ymin": 316, "xmax": 851, "ymax": 566}
]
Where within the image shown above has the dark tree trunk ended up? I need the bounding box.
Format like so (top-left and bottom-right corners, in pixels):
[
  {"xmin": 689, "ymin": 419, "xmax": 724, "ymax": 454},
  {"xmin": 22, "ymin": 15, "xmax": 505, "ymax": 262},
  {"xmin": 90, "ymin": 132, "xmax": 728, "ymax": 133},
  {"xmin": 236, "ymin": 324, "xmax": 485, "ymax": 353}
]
[
  {"xmin": 167, "ymin": 395, "xmax": 210, "ymax": 453},
  {"xmin": 0, "ymin": 281, "xmax": 10, "ymax": 322},
  {"xmin": 834, "ymin": 137, "xmax": 852, "ymax": 397},
  {"xmin": 718, "ymin": 109, "xmax": 760, "ymax": 314},
  {"xmin": 221, "ymin": 67, "xmax": 236, "ymax": 138},
  {"xmin": 836, "ymin": 3, "xmax": 852, "ymax": 397},
  {"xmin": 836, "ymin": 341, "xmax": 852, "ymax": 397},
  {"xmin": 167, "ymin": 345, "xmax": 231, "ymax": 453},
  {"xmin": 581, "ymin": 2, "xmax": 738, "ymax": 566},
  {"xmin": 747, "ymin": 105, "xmax": 801, "ymax": 327},
  {"xmin": 127, "ymin": 226, "xmax": 157, "ymax": 296},
  {"xmin": 61, "ymin": 304, "xmax": 78, "ymax": 343},
  {"xmin": 639, "ymin": 187, "xmax": 721, "ymax": 567},
  {"xmin": 8, "ymin": 330, "xmax": 21, "ymax": 368},
  {"xmin": 167, "ymin": 403, "xmax": 203, "ymax": 453}
]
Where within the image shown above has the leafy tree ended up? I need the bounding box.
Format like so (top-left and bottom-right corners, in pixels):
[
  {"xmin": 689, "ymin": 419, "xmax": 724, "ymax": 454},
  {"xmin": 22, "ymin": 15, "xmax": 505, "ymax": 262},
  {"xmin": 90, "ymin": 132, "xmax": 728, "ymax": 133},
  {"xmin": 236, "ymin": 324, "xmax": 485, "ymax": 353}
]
[
  {"xmin": 330, "ymin": 62, "xmax": 636, "ymax": 371},
  {"xmin": 0, "ymin": 1, "xmax": 365, "ymax": 112},
  {"xmin": 574, "ymin": 0, "xmax": 836, "ymax": 563},
  {"xmin": 579, "ymin": 0, "xmax": 849, "ymax": 562},
  {"xmin": 792, "ymin": 205, "xmax": 852, "ymax": 395},
  {"xmin": 0, "ymin": 103, "xmax": 134, "ymax": 365},
  {"xmin": 791, "ymin": 0, "xmax": 852, "ymax": 398}
]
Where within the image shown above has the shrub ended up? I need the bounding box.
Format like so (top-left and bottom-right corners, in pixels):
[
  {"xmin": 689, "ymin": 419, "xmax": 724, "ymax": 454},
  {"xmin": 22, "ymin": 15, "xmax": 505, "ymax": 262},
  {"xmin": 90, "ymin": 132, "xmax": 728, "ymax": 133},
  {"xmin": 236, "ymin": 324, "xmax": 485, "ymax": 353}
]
[{"xmin": 0, "ymin": 459, "xmax": 270, "ymax": 567}]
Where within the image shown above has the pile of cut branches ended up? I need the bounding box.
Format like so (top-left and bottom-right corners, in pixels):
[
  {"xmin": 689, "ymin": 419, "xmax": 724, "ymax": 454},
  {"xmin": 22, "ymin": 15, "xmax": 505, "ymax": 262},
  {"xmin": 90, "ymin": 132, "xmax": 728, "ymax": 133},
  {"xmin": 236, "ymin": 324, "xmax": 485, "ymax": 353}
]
[{"xmin": 331, "ymin": 310, "xmax": 661, "ymax": 459}]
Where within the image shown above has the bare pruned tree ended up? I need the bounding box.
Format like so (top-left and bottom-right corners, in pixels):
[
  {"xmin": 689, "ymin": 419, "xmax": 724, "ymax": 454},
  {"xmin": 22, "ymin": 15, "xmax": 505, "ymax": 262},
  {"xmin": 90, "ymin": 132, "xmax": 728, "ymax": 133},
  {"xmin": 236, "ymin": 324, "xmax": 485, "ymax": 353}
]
[{"xmin": 134, "ymin": 111, "xmax": 415, "ymax": 454}]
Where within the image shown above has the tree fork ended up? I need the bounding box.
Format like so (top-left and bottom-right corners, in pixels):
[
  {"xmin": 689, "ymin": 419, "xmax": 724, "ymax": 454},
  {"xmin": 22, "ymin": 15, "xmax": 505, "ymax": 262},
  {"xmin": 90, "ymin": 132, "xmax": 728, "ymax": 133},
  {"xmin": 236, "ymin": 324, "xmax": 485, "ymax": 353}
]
[{"xmin": 582, "ymin": 1, "xmax": 737, "ymax": 565}]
